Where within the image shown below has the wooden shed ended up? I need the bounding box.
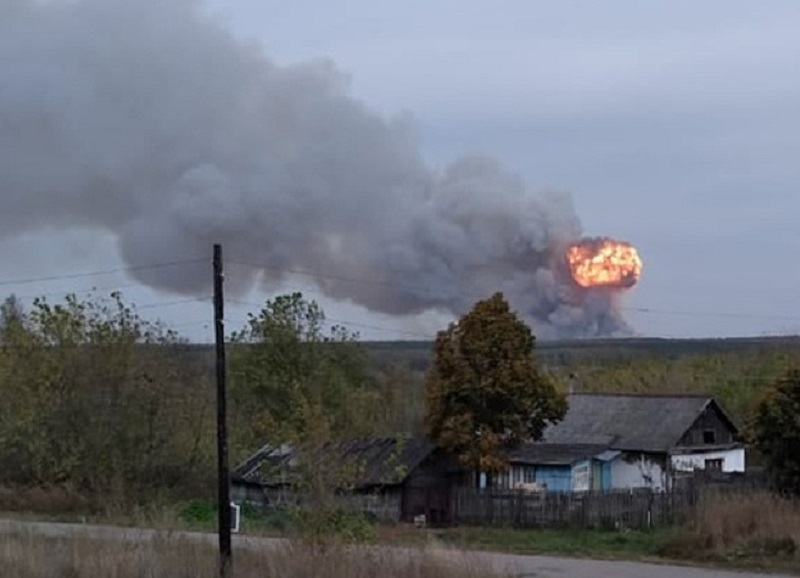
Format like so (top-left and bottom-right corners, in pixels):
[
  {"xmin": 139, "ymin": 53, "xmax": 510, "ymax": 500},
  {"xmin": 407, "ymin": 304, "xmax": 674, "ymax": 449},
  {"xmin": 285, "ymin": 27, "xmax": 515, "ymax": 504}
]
[{"xmin": 232, "ymin": 436, "xmax": 465, "ymax": 525}]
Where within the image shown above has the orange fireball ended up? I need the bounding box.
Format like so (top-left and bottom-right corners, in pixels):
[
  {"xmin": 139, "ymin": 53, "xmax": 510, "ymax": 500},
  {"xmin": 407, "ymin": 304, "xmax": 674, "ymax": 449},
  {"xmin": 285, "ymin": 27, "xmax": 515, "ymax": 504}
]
[{"xmin": 566, "ymin": 238, "xmax": 643, "ymax": 289}]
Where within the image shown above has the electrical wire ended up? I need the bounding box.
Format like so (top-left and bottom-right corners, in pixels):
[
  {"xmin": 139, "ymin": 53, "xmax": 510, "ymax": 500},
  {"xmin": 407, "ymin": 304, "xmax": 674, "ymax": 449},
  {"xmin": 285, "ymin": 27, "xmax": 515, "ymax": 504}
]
[
  {"xmin": 0, "ymin": 256, "xmax": 797, "ymax": 342},
  {"xmin": 226, "ymin": 260, "xmax": 800, "ymax": 324},
  {"xmin": 0, "ymin": 258, "xmax": 206, "ymax": 288}
]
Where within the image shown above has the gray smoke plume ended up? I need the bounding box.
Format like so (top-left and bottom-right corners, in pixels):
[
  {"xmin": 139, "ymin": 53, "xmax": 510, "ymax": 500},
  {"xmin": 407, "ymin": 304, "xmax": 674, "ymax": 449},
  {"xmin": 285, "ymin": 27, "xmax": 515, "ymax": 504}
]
[{"xmin": 0, "ymin": 0, "xmax": 631, "ymax": 338}]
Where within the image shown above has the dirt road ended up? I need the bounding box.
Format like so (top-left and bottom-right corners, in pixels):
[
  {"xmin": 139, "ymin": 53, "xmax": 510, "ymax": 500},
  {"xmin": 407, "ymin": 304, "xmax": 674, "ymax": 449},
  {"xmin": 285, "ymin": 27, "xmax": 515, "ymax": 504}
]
[{"xmin": 0, "ymin": 519, "xmax": 793, "ymax": 578}]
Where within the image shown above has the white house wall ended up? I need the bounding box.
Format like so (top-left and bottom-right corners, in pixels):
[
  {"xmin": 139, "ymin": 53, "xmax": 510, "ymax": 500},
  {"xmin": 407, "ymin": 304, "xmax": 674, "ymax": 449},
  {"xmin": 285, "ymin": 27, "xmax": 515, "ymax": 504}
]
[
  {"xmin": 610, "ymin": 454, "xmax": 667, "ymax": 491},
  {"xmin": 670, "ymin": 448, "xmax": 745, "ymax": 473}
]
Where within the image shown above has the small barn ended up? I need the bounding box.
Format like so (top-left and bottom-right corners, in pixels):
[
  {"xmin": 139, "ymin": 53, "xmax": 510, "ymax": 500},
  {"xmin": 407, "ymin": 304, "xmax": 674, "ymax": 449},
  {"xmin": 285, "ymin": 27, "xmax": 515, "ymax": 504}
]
[{"xmin": 232, "ymin": 436, "xmax": 465, "ymax": 525}]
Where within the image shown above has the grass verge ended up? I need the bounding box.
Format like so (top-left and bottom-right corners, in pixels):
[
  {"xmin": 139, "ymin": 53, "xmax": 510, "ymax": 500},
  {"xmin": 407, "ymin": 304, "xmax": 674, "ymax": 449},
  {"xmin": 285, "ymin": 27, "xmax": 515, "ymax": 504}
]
[
  {"xmin": 422, "ymin": 526, "xmax": 673, "ymax": 559},
  {"xmin": 0, "ymin": 528, "xmax": 507, "ymax": 578}
]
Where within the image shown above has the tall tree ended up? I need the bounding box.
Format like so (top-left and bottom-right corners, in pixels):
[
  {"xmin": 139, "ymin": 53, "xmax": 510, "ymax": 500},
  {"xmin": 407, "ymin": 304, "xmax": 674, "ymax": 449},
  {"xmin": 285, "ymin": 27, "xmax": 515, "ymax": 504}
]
[
  {"xmin": 751, "ymin": 368, "xmax": 800, "ymax": 495},
  {"xmin": 229, "ymin": 293, "xmax": 395, "ymax": 540},
  {"xmin": 425, "ymin": 292, "xmax": 567, "ymax": 473},
  {"xmin": 229, "ymin": 292, "xmax": 380, "ymax": 457}
]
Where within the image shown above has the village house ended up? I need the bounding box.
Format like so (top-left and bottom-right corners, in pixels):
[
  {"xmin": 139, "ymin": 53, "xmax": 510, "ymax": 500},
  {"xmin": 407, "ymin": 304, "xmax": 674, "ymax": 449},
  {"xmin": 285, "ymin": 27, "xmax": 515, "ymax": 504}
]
[
  {"xmin": 231, "ymin": 436, "xmax": 465, "ymax": 525},
  {"xmin": 233, "ymin": 393, "xmax": 745, "ymax": 525},
  {"xmin": 487, "ymin": 393, "xmax": 745, "ymax": 493}
]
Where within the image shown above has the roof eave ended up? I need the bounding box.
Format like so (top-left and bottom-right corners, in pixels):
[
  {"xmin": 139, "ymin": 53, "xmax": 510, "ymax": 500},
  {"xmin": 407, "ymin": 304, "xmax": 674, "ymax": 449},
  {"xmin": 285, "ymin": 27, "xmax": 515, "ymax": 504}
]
[{"xmin": 669, "ymin": 442, "xmax": 745, "ymax": 455}]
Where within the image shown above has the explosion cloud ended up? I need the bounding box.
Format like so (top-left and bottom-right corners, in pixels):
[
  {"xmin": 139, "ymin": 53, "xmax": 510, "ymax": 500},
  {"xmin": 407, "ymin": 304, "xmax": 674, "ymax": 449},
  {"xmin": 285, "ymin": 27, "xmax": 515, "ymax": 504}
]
[
  {"xmin": 0, "ymin": 0, "xmax": 641, "ymax": 338},
  {"xmin": 566, "ymin": 238, "xmax": 643, "ymax": 289}
]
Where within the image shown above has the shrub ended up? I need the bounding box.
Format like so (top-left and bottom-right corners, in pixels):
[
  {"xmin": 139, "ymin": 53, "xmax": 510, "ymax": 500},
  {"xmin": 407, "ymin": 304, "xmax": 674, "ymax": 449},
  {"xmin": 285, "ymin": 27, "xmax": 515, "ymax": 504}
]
[
  {"xmin": 178, "ymin": 500, "xmax": 216, "ymax": 526},
  {"xmin": 0, "ymin": 485, "xmax": 94, "ymax": 516},
  {"xmin": 662, "ymin": 490, "xmax": 800, "ymax": 561},
  {"xmin": 291, "ymin": 506, "xmax": 377, "ymax": 544}
]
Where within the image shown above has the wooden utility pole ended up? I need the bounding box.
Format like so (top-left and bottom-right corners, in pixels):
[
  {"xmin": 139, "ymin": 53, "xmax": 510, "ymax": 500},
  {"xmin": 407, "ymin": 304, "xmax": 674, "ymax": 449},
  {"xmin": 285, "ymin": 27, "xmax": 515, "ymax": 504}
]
[{"xmin": 213, "ymin": 244, "xmax": 232, "ymax": 577}]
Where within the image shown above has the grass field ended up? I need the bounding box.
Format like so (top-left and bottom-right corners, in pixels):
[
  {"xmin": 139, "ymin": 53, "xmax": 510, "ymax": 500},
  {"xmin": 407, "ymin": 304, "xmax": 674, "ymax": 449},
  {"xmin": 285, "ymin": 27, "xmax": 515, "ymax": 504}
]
[{"xmin": 0, "ymin": 528, "xmax": 506, "ymax": 578}]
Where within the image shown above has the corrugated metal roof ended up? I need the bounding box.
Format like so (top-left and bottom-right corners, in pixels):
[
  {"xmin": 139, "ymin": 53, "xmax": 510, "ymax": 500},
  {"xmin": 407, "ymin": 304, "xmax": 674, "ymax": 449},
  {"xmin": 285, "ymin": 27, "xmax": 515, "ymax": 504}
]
[
  {"xmin": 508, "ymin": 443, "xmax": 609, "ymax": 466},
  {"xmin": 542, "ymin": 393, "xmax": 736, "ymax": 452},
  {"xmin": 232, "ymin": 436, "xmax": 436, "ymax": 488}
]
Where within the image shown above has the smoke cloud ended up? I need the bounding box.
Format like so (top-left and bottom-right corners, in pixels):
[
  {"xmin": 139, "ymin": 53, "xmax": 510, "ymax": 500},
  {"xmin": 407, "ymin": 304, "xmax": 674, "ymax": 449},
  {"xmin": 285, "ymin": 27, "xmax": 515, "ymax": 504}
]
[{"xmin": 0, "ymin": 0, "xmax": 631, "ymax": 338}]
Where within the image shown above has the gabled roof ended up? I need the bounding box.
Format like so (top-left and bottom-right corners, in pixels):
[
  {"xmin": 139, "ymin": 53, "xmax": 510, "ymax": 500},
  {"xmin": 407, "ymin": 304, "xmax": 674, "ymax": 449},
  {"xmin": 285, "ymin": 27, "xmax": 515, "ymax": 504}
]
[
  {"xmin": 232, "ymin": 436, "xmax": 436, "ymax": 488},
  {"xmin": 542, "ymin": 393, "xmax": 738, "ymax": 453},
  {"xmin": 232, "ymin": 443, "xmax": 294, "ymax": 484}
]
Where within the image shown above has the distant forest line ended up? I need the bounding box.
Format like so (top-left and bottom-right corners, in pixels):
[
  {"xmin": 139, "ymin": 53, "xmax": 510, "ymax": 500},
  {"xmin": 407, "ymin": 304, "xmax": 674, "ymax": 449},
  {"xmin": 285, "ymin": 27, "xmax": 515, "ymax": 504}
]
[
  {"xmin": 172, "ymin": 335, "xmax": 800, "ymax": 375},
  {"xmin": 177, "ymin": 334, "xmax": 800, "ymax": 426}
]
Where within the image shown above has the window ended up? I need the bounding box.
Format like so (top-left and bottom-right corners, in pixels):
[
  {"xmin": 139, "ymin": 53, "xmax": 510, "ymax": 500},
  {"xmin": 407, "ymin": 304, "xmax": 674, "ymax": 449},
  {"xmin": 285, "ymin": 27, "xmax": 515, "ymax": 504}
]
[
  {"xmin": 705, "ymin": 458, "xmax": 723, "ymax": 471},
  {"xmin": 702, "ymin": 430, "xmax": 716, "ymax": 444},
  {"xmin": 523, "ymin": 467, "xmax": 536, "ymax": 483},
  {"xmin": 572, "ymin": 462, "xmax": 590, "ymax": 492}
]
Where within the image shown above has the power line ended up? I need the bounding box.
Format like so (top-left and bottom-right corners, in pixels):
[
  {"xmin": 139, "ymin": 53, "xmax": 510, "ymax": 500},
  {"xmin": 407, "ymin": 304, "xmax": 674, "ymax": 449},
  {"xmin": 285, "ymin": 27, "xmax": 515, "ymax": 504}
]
[
  {"xmin": 621, "ymin": 306, "xmax": 800, "ymax": 322},
  {"xmin": 137, "ymin": 296, "xmax": 212, "ymax": 311},
  {"xmin": 225, "ymin": 297, "xmax": 800, "ymax": 348},
  {"xmin": 226, "ymin": 260, "xmax": 800, "ymax": 324},
  {"xmin": 0, "ymin": 258, "xmax": 206, "ymax": 288},
  {"xmin": 2, "ymin": 258, "xmax": 797, "ymax": 341},
  {"xmin": 1, "ymin": 257, "xmax": 796, "ymax": 325},
  {"xmin": 6, "ymin": 282, "xmax": 143, "ymax": 302},
  {"xmin": 225, "ymin": 298, "xmax": 435, "ymax": 339},
  {"xmin": 227, "ymin": 260, "xmax": 450, "ymax": 298}
]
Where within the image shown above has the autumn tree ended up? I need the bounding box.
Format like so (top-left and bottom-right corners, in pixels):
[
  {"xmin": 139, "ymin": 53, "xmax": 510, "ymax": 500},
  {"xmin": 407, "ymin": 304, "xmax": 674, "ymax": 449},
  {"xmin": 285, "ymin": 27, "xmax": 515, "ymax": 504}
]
[
  {"xmin": 0, "ymin": 292, "xmax": 214, "ymax": 502},
  {"xmin": 750, "ymin": 369, "xmax": 800, "ymax": 495},
  {"xmin": 425, "ymin": 292, "xmax": 567, "ymax": 473}
]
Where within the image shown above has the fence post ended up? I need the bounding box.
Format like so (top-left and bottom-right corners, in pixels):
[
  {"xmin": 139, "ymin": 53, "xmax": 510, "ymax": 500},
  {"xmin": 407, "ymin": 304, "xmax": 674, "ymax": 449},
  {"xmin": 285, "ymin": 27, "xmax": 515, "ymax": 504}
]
[{"xmin": 581, "ymin": 492, "xmax": 587, "ymax": 529}]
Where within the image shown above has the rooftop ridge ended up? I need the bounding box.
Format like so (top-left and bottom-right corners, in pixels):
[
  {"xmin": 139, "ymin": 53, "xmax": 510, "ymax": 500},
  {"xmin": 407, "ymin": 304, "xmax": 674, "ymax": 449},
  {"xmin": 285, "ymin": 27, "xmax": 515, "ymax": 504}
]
[{"xmin": 568, "ymin": 392, "xmax": 711, "ymax": 399}]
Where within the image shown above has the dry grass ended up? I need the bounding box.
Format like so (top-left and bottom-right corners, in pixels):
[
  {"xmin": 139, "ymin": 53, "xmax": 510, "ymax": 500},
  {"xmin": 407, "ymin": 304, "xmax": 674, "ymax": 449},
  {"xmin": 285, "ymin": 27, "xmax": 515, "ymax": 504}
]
[
  {"xmin": 662, "ymin": 490, "xmax": 800, "ymax": 564},
  {"xmin": 0, "ymin": 485, "xmax": 208, "ymax": 534},
  {"xmin": 0, "ymin": 486, "xmax": 94, "ymax": 517},
  {"xmin": 0, "ymin": 527, "xmax": 507, "ymax": 578}
]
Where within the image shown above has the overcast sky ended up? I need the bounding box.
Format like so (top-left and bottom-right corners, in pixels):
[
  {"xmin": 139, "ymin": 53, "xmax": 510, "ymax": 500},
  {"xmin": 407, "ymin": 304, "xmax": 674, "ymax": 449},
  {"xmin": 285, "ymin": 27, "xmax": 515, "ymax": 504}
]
[{"xmin": 2, "ymin": 0, "xmax": 799, "ymax": 341}]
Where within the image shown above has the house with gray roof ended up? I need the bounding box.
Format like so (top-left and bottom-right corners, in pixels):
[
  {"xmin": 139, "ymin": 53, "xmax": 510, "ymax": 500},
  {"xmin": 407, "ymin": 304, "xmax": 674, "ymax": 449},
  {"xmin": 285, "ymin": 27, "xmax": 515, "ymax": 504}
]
[
  {"xmin": 231, "ymin": 436, "xmax": 464, "ymax": 524},
  {"xmin": 490, "ymin": 393, "xmax": 745, "ymax": 493},
  {"xmin": 234, "ymin": 393, "xmax": 745, "ymax": 516}
]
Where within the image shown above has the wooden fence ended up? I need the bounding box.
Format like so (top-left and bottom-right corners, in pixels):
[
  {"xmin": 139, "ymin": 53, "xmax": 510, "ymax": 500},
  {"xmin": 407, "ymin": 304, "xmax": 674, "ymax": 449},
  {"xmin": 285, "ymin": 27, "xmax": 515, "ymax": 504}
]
[
  {"xmin": 453, "ymin": 490, "xmax": 695, "ymax": 529},
  {"xmin": 452, "ymin": 487, "xmax": 697, "ymax": 530},
  {"xmin": 451, "ymin": 471, "xmax": 772, "ymax": 530}
]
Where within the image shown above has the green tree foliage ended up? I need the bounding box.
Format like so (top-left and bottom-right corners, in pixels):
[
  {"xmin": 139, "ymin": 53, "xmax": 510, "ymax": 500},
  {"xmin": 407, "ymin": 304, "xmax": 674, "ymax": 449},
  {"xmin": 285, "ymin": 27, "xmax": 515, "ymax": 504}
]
[
  {"xmin": 374, "ymin": 363, "xmax": 427, "ymax": 436},
  {"xmin": 229, "ymin": 293, "xmax": 398, "ymax": 542},
  {"xmin": 229, "ymin": 292, "xmax": 383, "ymax": 457},
  {"xmin": 750, "ymin": 369, "xmax": 800, "ymax": 494},
  {"xmin": 0, "ymin": 295, "xmax": 26, "ymax": 340},
  {"xmin": 0, "ymin": 293, "xmax": 214, "ymax": 502},
  {"xmin": 425, "ymin": 292, "xmax": 567, "ymax": 473}
]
